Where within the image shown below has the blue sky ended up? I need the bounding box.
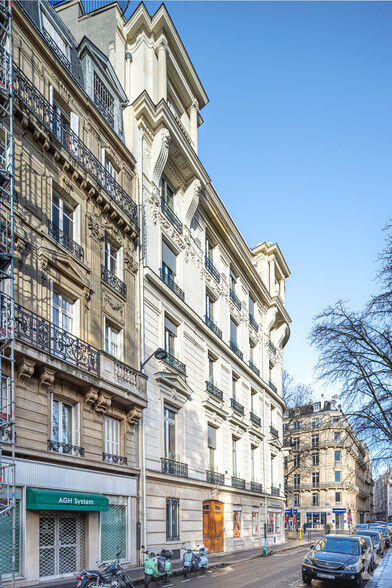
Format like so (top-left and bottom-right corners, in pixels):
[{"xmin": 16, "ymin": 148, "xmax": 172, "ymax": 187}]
[{"xmin": 140, "ymin": 1, "xmax": 392, "ymax": 398}]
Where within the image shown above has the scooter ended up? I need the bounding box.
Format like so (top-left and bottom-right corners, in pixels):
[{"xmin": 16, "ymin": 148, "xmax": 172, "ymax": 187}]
[
  {"xmin": 142, "ymin": 545, "xmax": 173, "ymax": 587},
  {"xmin": 261, "ymin": 538, "xmax": 274, "ymax": 557},
  {"xmin": 76, "ymin": 551, "xmax": 135, "ymax": 588},
  {"xmin": 182, "ymin": 544, "xmax": 209, "ymax": 576}
]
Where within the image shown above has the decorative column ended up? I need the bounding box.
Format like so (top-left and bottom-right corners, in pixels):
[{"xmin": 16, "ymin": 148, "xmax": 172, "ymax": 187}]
[
  {"xmin": 157, "ymin": 39, "xmax": 168, "ymax": 102},
  {"xmin": 189, "ymin": 99, "xmax": 199, "ymax": 153},
  {"xmin": 125, "ymin": 49, "xmax": 132, "ymax": 99},
  {"xmin": 269, "ymin": 259, "xmax": 275, "ymax": 295}
]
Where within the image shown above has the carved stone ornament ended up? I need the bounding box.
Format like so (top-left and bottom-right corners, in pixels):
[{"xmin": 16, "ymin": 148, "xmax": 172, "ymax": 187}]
[
  {"xmin": 127, "ymin": 406, "xmax": 143, "ymax": 425},
  {"xmin": 124, "ymin": 249, "xmax": 138, "ymax": 275},
  {"xmin": 87, "ymin": 212, "xmax": 105, "ymax": 243},
  {"xmin": 184, "ymin": 179, "xmax": 202, "ymax": 226},
  {"xmin": 103, "ymin": 292, "xmax": 124, "ymax": 321},
  {"xmin": 95, "ymin": 393, "xmax": 112, "ymax": 414},
  {"xmin": 83, "ymin": 287, "xmax": 94, "ymax": 311},
  {"xmin": 151, "ymin": 128, "xmax": 171, "ymax": 188},
  {"xmin": 84, "ymin": 386, "xmax": 99, "ymax": 408},
  {"xmin": 17, "ymin": 358, "xmax": 35, "ymax": 386},
  {"xmin": 38, "ymin": 366, "xmax": 56, "ymax": 394},
  {"xmin": 209, "ymin": 486, "xmax": 222, "ymax": 500}
]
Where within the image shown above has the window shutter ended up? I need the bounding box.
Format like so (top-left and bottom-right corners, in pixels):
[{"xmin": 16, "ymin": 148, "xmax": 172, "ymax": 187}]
[
  {"xmin": 119, "ymin": 328, "xmax": 124, "ymax": 361},
  {"xmin": 70, "ymin": 112, "xmax": 79, "ymax": 137},
  {"xmin": 117, "ymin": 247, "xmax": 123, "ymax": 280},
  {"xmin": 73, "ymin": 402, "xmax": 80, "ymax": 446},
  {"xmin": 73, "ymin": 204, "xmax": 81, "ymax": 245},
  {"xmin": 73, "ymin": 298, "xmax": 80, "ymax": 337},
  {"xmin": 49, "ymin": 280, "xmax": 54, "ymax": 323},
  {"xmin": 103, "ymin": 316, "xmax": 107, "ymax": 352},
  {"xmin": 101, "ymin": 147, "xmax": 106, "ymax": 166},
  {"xmin": 49, "ymin": 84, "xmax": 54, "ymax": 107},
  {"xmin": 208, "ymin": 425, "xmax": 217, "ymax": 450}
]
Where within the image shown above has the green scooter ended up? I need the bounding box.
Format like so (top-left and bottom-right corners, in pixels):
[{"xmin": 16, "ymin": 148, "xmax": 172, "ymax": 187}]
[{"xmin": 142, "ymin": 546, "xmax": 173, "ymax": 587}]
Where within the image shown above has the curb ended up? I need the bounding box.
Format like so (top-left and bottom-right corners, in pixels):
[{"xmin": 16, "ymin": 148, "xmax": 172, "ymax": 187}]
[{"xmin": 366, "ymin": 549, "xmax": 392, "ymax": 587}]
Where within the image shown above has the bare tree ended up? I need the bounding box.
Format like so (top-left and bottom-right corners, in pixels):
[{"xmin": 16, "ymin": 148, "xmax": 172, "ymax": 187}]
[{"xmin": 282, "ymin": 370, "xmax": 313, "ymax": 408}]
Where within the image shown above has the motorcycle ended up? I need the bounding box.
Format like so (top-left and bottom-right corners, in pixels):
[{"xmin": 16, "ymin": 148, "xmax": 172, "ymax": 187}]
[
  {"xmin": 182, "ymin": 544, "xmax": 209, "ymax": 576},
  {"xmin": 76, "ymin": 551, "xmax": 135, "ymax": 588},
  {"xmin": 142, "ymin": 545, "xmax": 173, "ymax": 587}
]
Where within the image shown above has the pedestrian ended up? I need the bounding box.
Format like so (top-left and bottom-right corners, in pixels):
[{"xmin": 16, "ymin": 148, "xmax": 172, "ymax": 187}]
[
  {"xmin": 303, "ymin": 522, "xmax": 307, "ymax": 533},
  {"xmin": 295, "ymin": 522, "xmax": 299, "ymax": 534},
  {"xmin": 326, "ymin": 523, "xmax": 331, "ymax": 535}
]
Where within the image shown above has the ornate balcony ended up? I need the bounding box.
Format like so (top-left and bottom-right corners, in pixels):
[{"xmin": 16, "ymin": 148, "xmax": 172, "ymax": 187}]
[
  {"xmin": 230, "ymin": 339, "xmax": 243, "ymax": 360},
  {"xmin": 101, "ymin": 265, "xmax": 127, "ymax": 297},
  {"xmin": 270, "ymin": 425, "xmax": 279, "ymax": 438},
  {"xmin": 232, "ymin": 476, "xmax": 245, "ymax": 490},
  {"xmin": 48, "ymin": 220, "xmax": 84, "ymax": 261},
  {"xmin": 249, "ymin": 313, "xmax": 258, "ymax": 332},
  {"xmin": 271, "ymin": 487, "xmax": 280, "ymax": 497},
  {"xmin": 269, "ymin": 380, "xmax": 278, "ymax": 394},
  {"xmin": 13, "ymin": 64, "xmax": 138, "ymax": 226},
  {"xmin": 161, "ymin": 457, "xmax": 188, "ymax": 478},
  {"xmin": 229, "ymin": 287, "xmax": 242, "ymax": 310},
  {"xmin": 205, "ymin": 255, "xmax": 220, "ymax": 283},
  {"xmin": 231, "ymin": 397, "xmax": 244, "ymax": 416},
  {"xmin": 15, "ymin": 304, "xmax": 100, "ymax": 376},
  {"xmin": 251, "ymin": 481, "xmax": 263, "ymax": 493},
  {"xmin": 48, "ymin": 439, "xmax": 85, "ymax": 457},
  {"xmin": 160, "ymin": 269, "xmax": 185, "ymax": 301},
  {"xmin": 205, "ymin": 315, "xmax": 222, "ymax": 339},
  {"xmin": 42, "ymin": 28, "xmax": 72, "ymax": 72},
  {"xmin": 206, "ymin": 380, "xmax": 223, "ymax": 401},
  {"xmin": 249, "ymin": 359, "xmax": 260, "ymax": 377},
  {"xmin": 161, "ymin": 198, "xmax": 183, "ymax": 233},
  {"xmin": 102, "ymin": 452, "xmax": 128, "ymax": 465},
  {"xmin": 206, "ymin": 470, "xmax": 225, "ymax": 485},
  {"xmin": 163, "ymin": 352, "xmax": 186, "ymax": 376},
  {"xmin": 250, "ymin": 412, "xmax": 261, "ymax": 426},
  {"xmin": 269, "ymin": 339, "xmax": 277, "ymax": 354}
]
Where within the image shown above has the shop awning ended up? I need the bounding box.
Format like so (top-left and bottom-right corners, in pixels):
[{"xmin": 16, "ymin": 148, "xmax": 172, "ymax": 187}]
[{"xmin": 26, "ymin": 488, "xmax": 109, "ymax": 511}]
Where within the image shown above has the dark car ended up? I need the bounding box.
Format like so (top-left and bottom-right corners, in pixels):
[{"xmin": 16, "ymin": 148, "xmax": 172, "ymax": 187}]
[
  {"xmin": 302, "ymin": 535, "xmax": 371, "ymax": 587},
  {"xmin": 354, "ymin": 529, "xmax": 385, "ymax": 556},
  {"xmin": 373, "ymin": 526, "xmax": 390, "ymax": 547}
]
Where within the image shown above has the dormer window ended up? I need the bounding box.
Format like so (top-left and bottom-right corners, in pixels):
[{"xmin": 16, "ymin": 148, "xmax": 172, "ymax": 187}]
[
  {"xmin": 41, "ymin": 11, "xmax": 71, "ymax": 70},
  {"xmin": 313, "ymin": 403, "xmax": 321, "ymax": 412},
  {"xmin": 94, "ymin": 72, "xmax": 114, "ymax": 127}
]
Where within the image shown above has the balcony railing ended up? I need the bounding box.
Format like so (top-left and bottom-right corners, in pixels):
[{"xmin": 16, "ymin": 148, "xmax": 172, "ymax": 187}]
[
  {"xmin": 269, "ymin": 339, "xmax": 277, "ymax": 354},
  {"xmin": 249, "ymin": 313, "xmax": 258, "ymax": 332},
  {"xmin": 271, "ymin": 487, "xmax": 280, "ymax": 497},
  {"xmin": 231, "ymin": 397, "xmax": 245, "ymax": 416},
  {"xmin": 269, "ymin": 380, "xmax": 278, "ymax": 394},
  {"xmin": 101, "ymin": 265, "xmax": 127, "ymax": 297},
  {"xmin": 42, "ymin": 28, "xmax": 72, "ymax": 72},
  {"xmin": 250, "ymin": 412, "xmax": 261, "ymax": 426},
  {"xmin": 102, "ymin": 452, "xmax": 128, "ymax": 465},
  {"xmin": 48, "ymin": 220, "xmax": 84, "ymax": 261},
  {"xmin": 13, "ymin": 64, "xmax": 138, "ymax": 226},
  {"xmin": 229, "ymin": 287, "xmax": 242, "ymax": 310},
  {"xmin": 161, "ymin": 198, "xmax": 183, "ymax": 233},
  {"xmin": 206, "ymin": 470, "xmax": 225, "ymax": 485},
  {"xmin": 206, "ymin": 380, "xmax": 223, "ymax": 401},
  {"xmin": 15, "ymin": 304, "xmax": 100, "ymax": 376},
  {"xmin": 232, "ymin": 476, "xmax": 246, "ymax": 490},
  {"xmin": 48, "ymin": 439, "xmax": 85, "ymax": 457},
  {"xmin": 270, "ymin": 425, "xmax": 279, "ymax": 438},
  {"xmin": 251, "ymin": 481, "xmax": 263, "ymax": 493},
  {"xmin": 94, "ymin": 93, "xmax": 114, "ymax": 128},
  {"xmin": 161, "ymin": 457, "xmax": 188, "ymax": 478},
  {"xmin": 249, "ymin": 359, "xmax": 260, "ymax": 377},
  {"xmin": 163, "ymin": 352, "xmax": 186, "ymax": 376},
  {"xmin": 230, "ymin": 339, "xmax": 243, "ymax": 360},
  {"xmin": 204, "ymin": 255, "xmax": 220, "ymax": 283},
  {"xmin": 160, "ymin": 269, "xmax": 185, "ymax": 301},
  {"xmin": 205, "ymin": 315, "xmax": 222, "ymax": 339}
]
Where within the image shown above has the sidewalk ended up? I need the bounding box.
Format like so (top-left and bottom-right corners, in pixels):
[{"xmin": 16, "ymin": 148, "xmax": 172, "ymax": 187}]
[{"xmin": 366, "ymin": 548, "xmax": 392, "ymax": 588}]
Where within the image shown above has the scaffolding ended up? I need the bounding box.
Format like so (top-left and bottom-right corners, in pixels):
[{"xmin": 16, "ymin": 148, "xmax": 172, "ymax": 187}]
[{"xmin": 0, "ymin": 0, "xmax": 14, "ymax": 587}]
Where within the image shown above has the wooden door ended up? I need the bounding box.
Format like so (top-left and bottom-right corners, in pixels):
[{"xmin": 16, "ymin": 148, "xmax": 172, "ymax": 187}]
[{"xmin": 203, "ymin": 500, "xmax": 224, "ymax": 553}]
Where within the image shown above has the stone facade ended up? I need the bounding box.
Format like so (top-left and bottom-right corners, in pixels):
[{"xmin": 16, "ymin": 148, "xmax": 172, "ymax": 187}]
[{"xmin": 373, "ymin": 471, "xmax": 392, "ymax": 521}]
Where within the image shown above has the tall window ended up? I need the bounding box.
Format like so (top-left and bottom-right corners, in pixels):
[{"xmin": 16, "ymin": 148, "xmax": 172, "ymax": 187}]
[
  {"xmin": 162, "ymin": 177, "xmax": 174, "ymax": 210},
  {"xmin": 311, "ymin": 418, "xmax": 320, "ymax": 429},
  {"xmin": 312, "ymin": 493, "xmax": 319, "ymax": 506},
  {"xmin": 249, "ymin": 296, "xmax": 255, "ymax": 318},
  {"xmin": 41, "ymin": 11, "xmax": 69, "ymax": 58},
  {"xmin": 52, "ymin": 289, "xmax": 75, "ymax": 334},
  {"xmin": 206, "ymin": 291, "xmax": 214, "ymax": 320},
  {"xmin": 251, "ymin": 445, "xmax": 256, "ymax": 481},
  {"xmin": 230, "ymin": 317, "xmax": 238, "ymax": 345},
  {"xmin": 51, "ymin": 398, "xmax": 78, "ymax": 452},
  {"xmin": 164, "ymin": 317, "xmax": 177, "ymax": 357},
  {"xmin": 166, "ymin": 498, "xmax": 179, "ymax": 541},
  {"xmin": 104, "ymin": 238, "xmax": 122, "ymax": 278},
  {"xmin": 335, "ymin": 492, "xmax": 342, "ymax": 503},
  {"xmin": 334, "ymin": 432, "xmax": 341, "ymax": 441},
  {"xmin": 52, "ymin": 191, "xmax": 74, "ymax": 239},
  {"xmin": 312, "ymin": 472, "xmax": 320, "ymax": 488},
  {"xmin": 162, "ymin": 240, "xmax": 177, "ymax": 280},
  {"xmin": 293, "ymin": 474, "xmax": 300, "ymax": 489},
  {"xmin": 293, "ymin": 438, "xmax": 300, "ymax": 450},
  {"xmin": 229, "ymin": 269, "xmax": 237, "ymax": 292},
  {"xmin": 208, "ymin": 424, "xmax": 217, "ymax": 470},
  {"xmin": 94, "ymin": 73, "xmax": 114, "ymax": 124},
  {"xmin": 104, "ymin": 416, "xmax": 120, "ymax": 456},
  {"xmin": 208, "ymin": 354, "xmax": 215, "ymax": 384},
  {"xmin": 312, "ymin": 434, "xmax": 319, "ymax": 448},
  {"xmin": 205, "ymin": 235, "xmax": 214, "ymax": 261},
  {"xmin": 252, "ymin": 507, "xmax": 259, "ymax": 536},
  {"xmin": 250, "ymin": 389, "xmax": 256, "ymax": 414},
  {"xmin": 293, "ymin": 455, "xmax": 300, "ymax": 469},
  {"xmin": 104, "ymin": 321, "xmax": 123, "ymax": 360},
  {"xmin": 335, "ymin": 451, "xmax": 341, "ymax": 462},
  {"xmin": 312, "ymin": 453, "xmax": 319, "ymax": 466},
  {"xmin": 294, "ymin": 494, "xmax": 300, "ymax": 506},
  {"xmin": 233, "ymin": 506, "xmax": 241, "ymax": 538},
  {"xmin": 232, "ymin": 374, "xmax": 238, "ymax": 400},
  {"xmin": 335, "ymin": 471, "xmax": 341, "ymax": 483},
  {"xmin": 249, "ymin": 340, "xmax": 256, "ymax": 363},
  {"xmin": 164, "ymin": 404, "xmax": 177, "ymax": 460},
  {"xmin": 232, "ymin": 437, "xmax": 238, "ymax": 476}
]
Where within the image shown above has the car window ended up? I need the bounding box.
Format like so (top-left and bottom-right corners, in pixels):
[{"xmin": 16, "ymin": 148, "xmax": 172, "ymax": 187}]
[{"xmin": 314, "ymin": 537, "xmax": 360, "ymax": 555}]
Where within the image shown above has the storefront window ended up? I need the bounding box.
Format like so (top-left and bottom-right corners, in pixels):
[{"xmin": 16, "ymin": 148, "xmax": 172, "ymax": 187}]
[
  {"xmin": 0, "ymin": 492, "xmax": 21, "ymax": 576},
  {"xmin": 101, "ymin": 496, "xmax": 127, "ymax": 561},
  {"xmin": 233, "ymin": 507, "xmax": 241, "ymax": 537},
  {"xmin": 252, "ymin": 508, "xmax": 259, "ymax": 535},
  {"xmin": 268, "ymin": 512, "xmax": 281, "ymax": 534}
]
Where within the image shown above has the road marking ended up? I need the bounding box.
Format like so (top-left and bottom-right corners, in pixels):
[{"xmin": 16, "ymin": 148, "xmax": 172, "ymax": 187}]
[
  {"xmin": 181, "ymin": 580, "xmax": 191, "ymax": 583},
  {"xmin": 197, "ymin": 575, "xmax": 205, "ymax": 578}
]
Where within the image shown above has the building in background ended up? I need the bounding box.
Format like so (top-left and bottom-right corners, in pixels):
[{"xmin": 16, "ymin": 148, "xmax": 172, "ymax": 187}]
[
  {"xmin": 0, "ymin": 1, "xmax": 146, "ymax": 584},
  {"xmin": 57, "ymin": 0, "xmax": 291, "ymax": 555},
  {"xmin": 373, "ymin": 471, "xmax": 392, "ymax": 521},
  {"xmin": 284, "ymin": 396, "xmax": 373, "ymax": 531}
]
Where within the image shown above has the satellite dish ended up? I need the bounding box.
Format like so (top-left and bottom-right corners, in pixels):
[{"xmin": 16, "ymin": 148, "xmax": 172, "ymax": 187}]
[{"xmin": 154, "ymin": 348, "xmax": 167, "ymax": 360}]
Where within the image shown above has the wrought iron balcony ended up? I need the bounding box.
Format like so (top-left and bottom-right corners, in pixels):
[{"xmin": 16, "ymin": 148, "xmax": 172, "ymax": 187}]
[
  {"xmin": 269, "ymin": 339, "xmax": 277, "ymax": 354},
  {"xmin": 205, "ymin": 255, "xmax": 220, "ymax": 283},
  {"xmin": 102, "ymin": 452, "xmax": 128, "ymax": 465},
  {"xmin": 48, "ymin": 439, "xmax": 85, "ymax": 457},
  {"xmin": 270, "ymin": 425, "xmax": 279, "ymax": 438},
  {"xmin": 163, "ymin": 352, "xmax": 186, "ymax": 376},
  {"xmin": 48, "ymin": 220, "xmax": 84, "ymax": 261},
  {"xmin": 161, "ymin": 198, "xmax": 183, "ymax": 233},
  {"xmin": 229, "ymin": 287, "xmax": 242, "ymax": 310},
  {"xmin": 15, "ymin": 304, "xmax": 100, "ymax": 376},
  {"xmin": 206, "ymin": 470, "xmax": 225, "ymax": 485},
  {"xmin": 230, "ymin": 339, "xmax": 243, "ymax": 360},
  {"xmin": 13, "ymin": 64, "xmax": 138, "ymax": 226},
  {"xmin": 232, "ymin": 476, "xmax": 245, "ymax": 490},
  {"xmin": 249, "ymin": 313, "xmax": 258, "ymax": 332},
  {"xmin": 101, "ymin": 265, "xmax": 127, "ymax": 297},
  {"xmin": 161, "ymin": 457, "xmax": 188, "ymax": 478},
  {"xmin": 269, "ymin": 380, "xmax": 278, "ymax": 394},
  {"xmin": 206, "ymin": 380, "xmax": 223, "ymax": 401},
  {"xmin": 94, "ymin": 93, "xmax": 114, "ymax": 128},
  {"xmin": 250, "ymin": 412, "xmax": 261, "ymax": 426},
  {"xmin": 231, "ymin": 397, "xmax": 244, "ymax": 416},
  {"xmin": 251, "ymin": 481, "xmax": 263, "ymax": 493},
  {"xmin": 160, "ymin": 269, "xmax": 185, "ymax": 301},
  {"xmin": 205, "ymin": 315, "xmax": 222, "ymax": 339},
  {"xmin": 271, "ymin": 487, "xmax": 280, "ymax": 497},
  {"xmin": 42, "ymin": 28, "xmax": 72, "ymax": 72},
  {"xmin": 249, "ymin": 359, "xmax": 260, "ymax": 377}
]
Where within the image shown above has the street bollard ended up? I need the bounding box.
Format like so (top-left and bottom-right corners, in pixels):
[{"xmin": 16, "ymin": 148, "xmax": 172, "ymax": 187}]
[{"xmin": 299, "ymin": 529, "xmax": 302, "ymax": 539}]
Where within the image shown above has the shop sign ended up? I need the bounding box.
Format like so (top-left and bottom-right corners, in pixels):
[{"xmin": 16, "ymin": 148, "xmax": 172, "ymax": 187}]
[
  {"xmin": 333, "ymin": 508, "xmax": 346, "ymax": 513},
  {"xmin": 26, "ymin": 487, "xmax": 109, "ymax": 511}
]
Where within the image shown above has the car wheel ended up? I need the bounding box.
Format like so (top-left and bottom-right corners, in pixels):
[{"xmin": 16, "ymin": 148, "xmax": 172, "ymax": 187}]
[{"xmin": 302, "ymin": 574, "xmax": 312, "ymax": 585}]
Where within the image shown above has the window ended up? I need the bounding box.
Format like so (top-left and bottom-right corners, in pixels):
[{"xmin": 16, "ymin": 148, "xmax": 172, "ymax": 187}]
[
  {"xmin": 205, "ymin": 235, "xmax": 214, "ymax": 261},
  {"xmin": 164, "ymin": 404, "xmax": 177, "ymax": 460},
  {"xmin": 104, "ymin": 416, "xmax": 120, "ymax": 456},
  {"xmin": 268, "ymin": 512, "xmax": 280, "ymax": 535},
  {"xmin": 206, "ymin": 291, "xmax": 214, "ymax": 320},
  {"xmin": 162, "ymin": 240, "xmax": 177, "ymax": 279},
  {"xmin": 94, "ymin": 72, "xmax": 114, "ymax": 124},
  {"xmin": 293, "ymin": 421, "xmax": 301, "ymax": 431},
  {"xmin": 162, "ymin": 177, "xmax": 174, "ymax": 210},
  {"xmin": 294, "ymin": 494, "xmax": 300, "ymax": 507},
  {"xmin": 311, "ymin": 418, "xmax": 320, "ymax": 429},
  {"xmin": 101, "ymin": 498, "xmax": 127, "ymax": 561},
  {"xmin": 312, "ymin": 472, "xmax": 320, "ymax": 488},
  {"xmin": 41, "ymin": 11, "xmax": 69, "ymax": 58},
  {"xmin": 334, "ymin": 432, "xmax": 341, "ymax": 441},
  {"xmin": 251, "ymin": 445, "xmax": 256, "ymax": 481},
  {"xmin": 229, "ymin": 269, "xmax": 237, "ymax": 292},
  {"xmin": 249, "ymin": 340, "xmax": 256, "ymax": 362},
  {"xmin": 232, "ymin": 374, "xmax": 238, "ymax": 400},
  {"xmin": 331, "ymin": 416, "xmax": 340, "ymax": 424},
  {"xmin": 335, "ymin": 471, "xmax": 341, "ymax": 483},
  {"xmin": 164, "ymin": 316, "xmax": 177, "ymax": 358},
  {"xmin": 293, "ymin": 455, "xmax": 300, "ymax": 469},
  {"xmin": 232, "ymin": 437, "xmax": 238, "ymax": 476},
  {"xmin": 249, "ymin": 296, "xmax": 255, "ymax": 318},
  {"xmin": 335, "ymin": 450, "xmax": 341, "ymax": 462},
  {"xmin": 166, "ymin": 498, "xmax": 179, "ymax": 541},
  {"xmin": 312, "ymin": 453, "xmax": 319, "ymax": 466},
  {"xmin": 252, "ymin": 507, "xmax": 259, "ymax": 536},
  {"xmin": 52, "ymin": 289, "xmax": 75, "ymax": 334},
  {"xmin": 208, "ymin": 424, "xmax": 217, "ymax": 470},
  {"xmin": 104, "ymin": 321, "xmax": 123, "ymax": 360},
  {"xmin": 313, "ymin": 403, "xmax": 320, "ymax": 412},
  {"xmin": 51, "ymin": 397, "xmax": 79, "ymax": 452},
  {"xmin": 312, "ymin": 493, "xmax": 319, "ymax": 506},
  {"xmin": 208, "ymin": 354, "xmax": 215, "ymax": 384},
  {"xmin": 250, "ymin": 389, "xmax": 257, "ymax": 414},
  {"xmin": 312, "ymin": 434, "xmax": 319, "ymax": 448},
  {"xmin": 230, "ymin": 317, "xmax": 238, "ymax": 345},
  {"xmin": 52, "ymin": 191, "xmax": 74, "ymax": 240},
  {"xmin": 335, "ymin": 492, "xmax": 342, "ymax": 503},
  {"xmin": 233, "ymin": 506, "xmax": 241, "ymax": 538},
  {"xmin": 293, "ymin": 438, "xmax": 300, "ymax": 450},
  {"xmin": 293, "ymin": 474, "xmax": 300, "ymax": 489}
]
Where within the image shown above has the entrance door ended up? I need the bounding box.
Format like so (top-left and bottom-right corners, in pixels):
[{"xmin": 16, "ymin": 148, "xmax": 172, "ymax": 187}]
[
  {"xmin": 203, "ymin": 501, "xmax": 224, "ymax": 553},
  {"xmin": 39, "ymin": 512, "xmax": 85, "ymax": 578},
  {"xmin": 335, "ymin": 513, "xmax": 344, "ymax": 530}
]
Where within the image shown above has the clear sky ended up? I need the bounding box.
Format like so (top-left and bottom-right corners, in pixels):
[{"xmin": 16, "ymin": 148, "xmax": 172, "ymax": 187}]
[{"xmin": 139, "ymin": 1, "xmax": 392, "ymax": 398}]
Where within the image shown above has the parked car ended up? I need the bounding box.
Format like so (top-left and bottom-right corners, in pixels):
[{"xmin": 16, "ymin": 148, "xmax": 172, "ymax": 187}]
[
  {"xmin": 373, "ymin": 526, "xmax": 390, "ymax": 548},
  {"xmin": 352, "ymin": 524, "xmax": 369, "ymax": 534},
  {"xmin": 302, "ymin": 535, "xmax": 372, "ymax": 586},
  {"xmin": 355, "ymin": 529, "xmax": 386, "ymax": 556},
  {"xmin": 356, "ymin": 534, "xmax": 376, "ymax": 572}
]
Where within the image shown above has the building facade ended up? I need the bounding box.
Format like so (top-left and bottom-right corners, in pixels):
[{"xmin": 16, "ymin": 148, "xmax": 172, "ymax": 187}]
[
  {"xmin": 284, "ymin": 397, "xmax": 373, "ymax": 531},
  {"xmin": 58, "ymin": 0, "xmax": 292, "ymax": 556},
  {"xmin": 373, "ymin": 471, "xmax": 392, "ymax": 521},
  {"xmin": 1, "ymin": 1, "xmax": 146, "ymax": 584}
]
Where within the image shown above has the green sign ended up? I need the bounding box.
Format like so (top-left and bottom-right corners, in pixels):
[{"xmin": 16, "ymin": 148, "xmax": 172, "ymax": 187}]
[{"xmin": 26, "ymin": 488, "xmax": 109, "ymax": 511}]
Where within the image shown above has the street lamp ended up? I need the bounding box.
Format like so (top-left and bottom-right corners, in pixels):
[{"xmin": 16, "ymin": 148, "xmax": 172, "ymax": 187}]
[{"xmin": 140, "ymin": 347, "xmax": 167, "ymax": 370}]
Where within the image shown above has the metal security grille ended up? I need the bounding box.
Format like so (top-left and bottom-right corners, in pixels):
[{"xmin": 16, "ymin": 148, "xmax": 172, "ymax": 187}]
[
  {"xmin": 39, "ymin": 511, "xmax": 85, "ymax": 578},
  {"xmin": 0, "ymin": 499, "xmax": 20, "ymax": 575},
  {"xmin": 101, "ymin": 504, "xmax": 126, "ymax": 561}
]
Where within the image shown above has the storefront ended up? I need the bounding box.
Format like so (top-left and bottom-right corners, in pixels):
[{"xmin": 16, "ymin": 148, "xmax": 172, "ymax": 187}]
[
  {"xmin": 333, "ymin": 508, "xmax": 346, "ymax": 530},
  {"xmin": 267, "ymin": 501, "xmax": 284, "ymax": 545},
  {"xmin": 306, "ymin": 512, "xmax": 327, "ymax": 528}
]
